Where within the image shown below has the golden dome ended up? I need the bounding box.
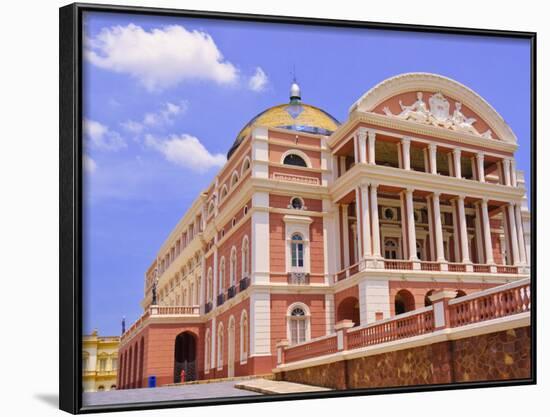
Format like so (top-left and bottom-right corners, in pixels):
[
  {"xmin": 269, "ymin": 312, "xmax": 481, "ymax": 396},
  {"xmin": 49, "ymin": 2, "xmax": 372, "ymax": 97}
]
[{"xmin": 227, "ymin": 83, "xmax": 340, "ymax": 158}]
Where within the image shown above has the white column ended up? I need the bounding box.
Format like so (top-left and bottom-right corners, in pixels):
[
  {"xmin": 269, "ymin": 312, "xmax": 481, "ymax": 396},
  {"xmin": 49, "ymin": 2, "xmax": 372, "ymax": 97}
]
[
  {"xmin": 342, "ymin": 204, "xmax": 350, "ymax": 267},
  {"xmin": 427, "ymin": 195, "xmax": 435, "ymax": 261},
  {"xmin": 514, "ymin": 203, "xmax": 527, "ymax": 264},
  {"xmin": 511, "ymin": 159, "xmax": 518, "ymax": 187},
  {"xmin": 358, "ymin": 128, "xmax": 367, "ymax": 163},
  {"xmin": 353, "ymin": 134, "xmax": 359, "ymax": 164},
  {"xmin": 354, "ymin": 187, "xmax": 362, "ymax": 260},
  {"xmin": 401, "ymin": 137, "xmax": 411, "ymax": 171},
  {"xmin": 503, "ymin": 159, "xmax": 511, "ymax": 186},
  {"xmin": 367, "ymin": 130, "xmax": 376, "ymax": 164},
  {"xmin": 457, "ymin": 196, "xmax": 471, "ymax": 263},
  {"xmin": 480, "ymin": 199, "xmax": 494, "ymax": 264},
  {"xmin": 360, "ymin": 183, "xmax": 372, "ymax": 258},
  {"xmin": 506, "ymin": 203, "xmax": 520, "ymax": 265},
  {"xmin": 399, "ymin": 192, "xmax": 408, "ymax": 259},
  {"xmin": 429, "ymin": 143, "xmax": 437, "ymax": 174},
  {"xmin": 405, "ymin": 189, "xmax": 418, "ymax": 261},
  {"xmin": 453, "ymin": 148, "xmax": 462, "ymax": 179},
  {"xmin": 476, "ymin": 153, "xmax": 485, "ymax": 183},
  {"xmin": 370, "ymin": 184, "xmax": 381, "ymax": 257},
  {"xmin": 432, "ymin": 192, "xmax": 445, "ymax": 262}
]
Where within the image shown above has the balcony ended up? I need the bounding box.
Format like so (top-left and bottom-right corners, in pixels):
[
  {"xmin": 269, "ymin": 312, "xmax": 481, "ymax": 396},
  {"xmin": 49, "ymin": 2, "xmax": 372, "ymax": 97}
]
[
  {"xmin": 287, "ymin": 272, "xmax": 310, "ymax": 285},
  {"xmin": 334, "ymin": 258, "xmax": 527, "ymax": 283},
  {"xmin": 217, "ymin": 293, "xmax": 225, "ymax": 307},
  {"xmin": 227, "ymin": 285, "xmax": 236, "ymax": 299},
  {"xmin": 239, "ymin": 276, "xmax": 250, "ymax": 291}
]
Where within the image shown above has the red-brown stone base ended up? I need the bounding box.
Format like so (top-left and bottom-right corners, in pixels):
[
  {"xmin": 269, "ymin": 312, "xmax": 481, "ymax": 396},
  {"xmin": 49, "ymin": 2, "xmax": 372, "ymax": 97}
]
[{"xmin": 277, "ymin": 326, "xmax": 531, "ymax": 389}]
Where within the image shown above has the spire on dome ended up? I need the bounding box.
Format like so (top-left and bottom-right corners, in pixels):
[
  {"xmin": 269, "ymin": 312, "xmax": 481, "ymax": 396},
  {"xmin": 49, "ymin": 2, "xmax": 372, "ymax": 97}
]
[{"xmin": 290, "ymin": 71, "xmax": 301, "ymax": 103}]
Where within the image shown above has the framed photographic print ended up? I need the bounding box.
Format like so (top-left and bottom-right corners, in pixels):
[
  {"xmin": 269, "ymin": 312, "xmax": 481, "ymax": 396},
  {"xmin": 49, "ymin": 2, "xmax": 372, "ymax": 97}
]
[{"xmin": 59, "ymin": 2, "xmax": 536, "ymax": 414}]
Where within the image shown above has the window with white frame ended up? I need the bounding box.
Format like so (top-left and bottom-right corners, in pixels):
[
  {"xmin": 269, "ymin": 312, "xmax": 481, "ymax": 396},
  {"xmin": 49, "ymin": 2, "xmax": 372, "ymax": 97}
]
[
  {"xmin": 241, "ymin": 236, "xmax": 249, "ymax": 278},
  {"xmin": 291, "ymin": 233, "xmax": 304, "ymax": 268},
  {"xmin": 240, "ymin": 310, "xmax": 248, "ymax": 362},
  {"xmin": 205, "ymin": 329, "xmax": 211, "ymax": 372},
  {"xmin": 288, "ymin": 305, "xmax": 310, "ymax": 344},
  {"xmin": 207, "ymin": 268, "xmax": 213, "ymax": 301},
  {"xmin": 217, "ymin": 324, "xmax": 224, "ymax": 369},
  {"xmin": 219, "ymin": 258, "xmax": 225, "ymax": 293},
  {"xmin": 230, "ymin": 247, "xmax": 237, "ymax": 286}
]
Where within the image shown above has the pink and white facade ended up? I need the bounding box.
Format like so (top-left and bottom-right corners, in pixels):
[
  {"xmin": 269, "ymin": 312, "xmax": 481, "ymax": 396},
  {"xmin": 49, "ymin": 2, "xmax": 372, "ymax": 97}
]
[{"xmin": 117, "ymin": 73, "xmax": 530, "ymax": 389}]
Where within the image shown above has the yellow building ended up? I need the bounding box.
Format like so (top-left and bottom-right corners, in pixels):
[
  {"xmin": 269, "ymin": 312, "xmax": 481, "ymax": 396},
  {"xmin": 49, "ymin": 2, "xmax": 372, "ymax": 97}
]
[{"xmin": 82, "ymin": 330, "xmax": 120, "ymax": 392}]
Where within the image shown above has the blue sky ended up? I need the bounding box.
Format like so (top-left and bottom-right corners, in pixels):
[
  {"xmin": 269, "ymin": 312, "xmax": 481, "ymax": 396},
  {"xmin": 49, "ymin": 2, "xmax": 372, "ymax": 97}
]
[{"xmin": 82, "ymin": 11, "xmax": 531, "ymax": 336}]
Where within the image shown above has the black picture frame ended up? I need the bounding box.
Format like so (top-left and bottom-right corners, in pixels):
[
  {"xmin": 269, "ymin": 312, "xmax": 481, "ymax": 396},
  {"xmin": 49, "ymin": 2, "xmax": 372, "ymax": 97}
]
[{"xmin": 59, "ymin": 2, "xmax": 537, "ymax": 414}]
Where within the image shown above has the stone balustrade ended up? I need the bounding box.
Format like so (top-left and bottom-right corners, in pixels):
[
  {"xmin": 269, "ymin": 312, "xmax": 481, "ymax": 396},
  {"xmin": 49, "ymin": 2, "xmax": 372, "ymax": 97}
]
[{"xmin": 277, "ymin": 278, "xmax": 530, "ymax": 366}]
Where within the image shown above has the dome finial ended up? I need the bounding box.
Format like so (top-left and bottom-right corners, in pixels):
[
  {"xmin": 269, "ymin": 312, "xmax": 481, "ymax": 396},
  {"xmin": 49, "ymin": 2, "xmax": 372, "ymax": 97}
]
[{"xmin": 290, "ymin": 67, "xmax": 301, "ymax": 103}]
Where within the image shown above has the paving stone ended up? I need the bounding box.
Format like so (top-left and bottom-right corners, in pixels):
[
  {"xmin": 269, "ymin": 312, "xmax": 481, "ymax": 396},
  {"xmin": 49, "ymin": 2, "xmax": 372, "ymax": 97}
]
[{"xmin": 82, "ymin": 381, "xmax": 261, "ymax": 407}]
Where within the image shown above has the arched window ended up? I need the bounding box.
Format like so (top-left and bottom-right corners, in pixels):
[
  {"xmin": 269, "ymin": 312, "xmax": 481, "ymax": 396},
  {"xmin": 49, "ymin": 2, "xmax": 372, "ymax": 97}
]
[
  {"xmin": 190, "ymin": 282, "xmax": 195, "ymax": 304},
  {"xmin": 231, "ymin": 172, "xmax": 239, "ymax": 188},
  {"xmin": 207, "ymin": 268, "xmax": 213, "ymax": 301},
  {"xmin": 110, "ymin": 385, "xmax": 117, "ymax": 390},
  {"xmin": 242, "ymin": 236, "xmax": 250, "ymax": 278},
  {"xmin": 217, "ymin": 323, "xmax": 224, "ymax": 370},
  {"xmin": 204, "ymin": 329, "xmax": 211, "ymax": 372},
  {"xmin": 288, "ymin": 305, "xmax": 309, "ymax": 344},
  {"xmin": 240, "ymin": 310, "xmax": 248, "ymax": 362},
  {"xmin": 283, "ymin": 153, "xmax": 308, "ymax": 167},
  {"xmin": 384, "ymin": 238, "xmax": 399, "ymax": 259},
  {"xmin": 219, "ymin": 258, "xmax": 225, "ymax": 293},
  {"xmin": 291, "ymin": 233, "xmax": 304, "ymax": 268},
  {"xmin": 97, "ymin": 386, "xmax": 105, "ymax": 392},
  {"xmin": 241, "ymin": 157, "xmax": 251, "ymax": 175},
  {"xmin": 230, "ymin": 247, "xmax": 237, "ymax": 287},
  {"xmin": 220, "ymin": 185, "xmax": 228, "ymax": 200}
]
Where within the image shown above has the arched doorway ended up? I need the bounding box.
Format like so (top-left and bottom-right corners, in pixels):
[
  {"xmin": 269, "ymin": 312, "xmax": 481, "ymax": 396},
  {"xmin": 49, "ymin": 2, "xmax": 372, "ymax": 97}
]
[
  {"xmin": 173, "ymin": 332, "xmax": 197, "ymax": 383},
  {"xmin": 228, "ymin": 318, "xmax": 236, "ymax": 378},
  {"xmin": 394, "ymin": 289, "xmax": 415, "ymax": 315},
  {"xmin": 336, "ymin": 297, "xmax": 360, "ymax": 327}
]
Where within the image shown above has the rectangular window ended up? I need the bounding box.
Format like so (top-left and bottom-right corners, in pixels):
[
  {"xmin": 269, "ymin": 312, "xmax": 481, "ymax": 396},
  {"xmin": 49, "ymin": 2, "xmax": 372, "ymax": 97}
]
[
  {"xmin": 99, "ymin": 359, "xmax": 107, "ymax": 371},
  {"xmin": 111, "ymin": 358, "xmax": 117, "ymax": 370}
]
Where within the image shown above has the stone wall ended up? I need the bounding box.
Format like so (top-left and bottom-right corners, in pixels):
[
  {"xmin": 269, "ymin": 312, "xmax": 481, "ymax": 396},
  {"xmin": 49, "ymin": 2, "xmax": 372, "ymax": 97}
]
[{"xmin": 279, "ymin": 326, "xmax": 531, "ymax": 389}]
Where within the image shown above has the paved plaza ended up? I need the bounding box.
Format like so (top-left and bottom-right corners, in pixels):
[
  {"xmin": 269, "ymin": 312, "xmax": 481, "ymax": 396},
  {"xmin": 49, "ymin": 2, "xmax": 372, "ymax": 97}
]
[{"xmin": 82, "ymin": 381, "xmax": 261, "ymax": 407}]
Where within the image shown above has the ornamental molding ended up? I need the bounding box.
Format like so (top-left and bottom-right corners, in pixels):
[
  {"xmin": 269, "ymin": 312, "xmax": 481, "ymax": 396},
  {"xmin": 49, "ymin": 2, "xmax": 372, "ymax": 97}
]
[
  {"xmin": 382, "ymin": 91, "xmax": 493, "ymax": 139},
  {"xmin": 348, "ymin": 72, "xmax": 517, "ymax": 145}
]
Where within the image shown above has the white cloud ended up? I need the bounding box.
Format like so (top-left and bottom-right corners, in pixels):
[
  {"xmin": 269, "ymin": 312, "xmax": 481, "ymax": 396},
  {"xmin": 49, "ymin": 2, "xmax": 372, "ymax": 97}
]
[
  {"xmin": 145, "ymin": 133, "xmax": 226, "ymax": 172},
  {"xmin": 85, "ymin": 24, "xmax": 238, "ymax": 91},
  {"xmin": 143, "ymin": 101, "xmax": 188, "ymax": 127},
  {"xmin": 120, "ymin": 120, "xmax": 144, "ymax": 135},
  {"xmin": 248, "ymin": 67, "xmax": 269, "ymax": 92},
  {"xmin": 83, "ymin": 154, "xmax": 97, "ymax": 173},
  {"xmin": 83, "ymin": 119, "xmax": 126, "ymax": 151},
  {"xmin": 121, "ymin": 101, "xmax": 188, "ymax": 136}
]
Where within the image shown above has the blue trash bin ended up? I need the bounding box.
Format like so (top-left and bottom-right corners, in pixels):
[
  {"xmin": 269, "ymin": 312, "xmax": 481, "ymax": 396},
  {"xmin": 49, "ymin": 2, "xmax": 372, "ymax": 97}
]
[{"xmin": 148, "ymin": 375, "xmax": 156, "ymax": 388}]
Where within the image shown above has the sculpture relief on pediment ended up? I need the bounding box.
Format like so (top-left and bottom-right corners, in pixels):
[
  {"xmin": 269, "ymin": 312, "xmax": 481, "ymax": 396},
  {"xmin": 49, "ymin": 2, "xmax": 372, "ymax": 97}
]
[{"xmin": 378, "ymin": 91, "xmax": 495, "ymax": 139}]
